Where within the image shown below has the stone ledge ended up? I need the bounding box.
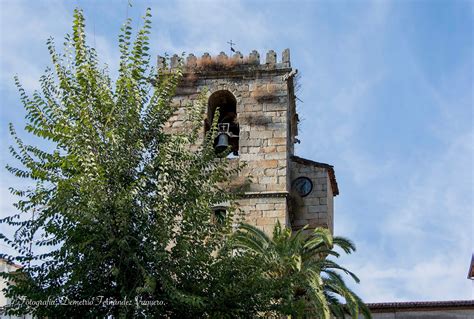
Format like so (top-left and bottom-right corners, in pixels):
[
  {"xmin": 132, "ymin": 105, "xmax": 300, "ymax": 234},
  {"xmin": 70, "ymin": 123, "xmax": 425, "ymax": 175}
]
[{"xmin": 240, "ymin": 191, "xmax": 289, "ymax": 198}]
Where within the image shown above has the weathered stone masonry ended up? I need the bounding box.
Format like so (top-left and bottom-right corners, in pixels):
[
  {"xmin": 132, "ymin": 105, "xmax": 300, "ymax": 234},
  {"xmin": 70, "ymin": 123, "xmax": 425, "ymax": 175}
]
[{"xmin": 160, "ymin": 49, "xmax": 338, "ymax": 234}]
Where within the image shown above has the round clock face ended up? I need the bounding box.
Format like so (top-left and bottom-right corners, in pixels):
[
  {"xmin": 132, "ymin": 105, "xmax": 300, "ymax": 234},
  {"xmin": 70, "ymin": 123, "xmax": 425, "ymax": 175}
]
[{"xmin": 292, "ymin": 177, "xmax": 313, "ymax": 197}]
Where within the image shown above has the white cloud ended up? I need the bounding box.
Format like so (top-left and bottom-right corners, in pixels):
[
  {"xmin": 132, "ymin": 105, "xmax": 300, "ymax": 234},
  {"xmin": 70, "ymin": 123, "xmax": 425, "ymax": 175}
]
[
  {"xmin": 0, "ymin": 0, "xmax": 472, "ymax": 303},
  {"xmin": 148, "ymin": 0, "xmax": 275, "ymax": 57},
  {"xmin": 0, "ymin": 1, "xmax": 72, "ymax": 92},
  {"xmin": 345, "ymin": 252, "xmax": 471, "ymax": 302},
  {"xmin": 294, "ymin": 0, "xmax": 472, "ymax": 302},
  {"xmin": 338, "ymin": 122, "xmax": 473, "ymax": 302}
]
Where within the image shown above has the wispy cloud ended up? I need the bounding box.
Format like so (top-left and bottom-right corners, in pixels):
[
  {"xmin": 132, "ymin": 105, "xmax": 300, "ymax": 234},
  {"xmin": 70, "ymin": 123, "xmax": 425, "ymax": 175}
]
[
  {"xmin": 149, "ymin": 0, "xmax": 274, "ymax": 56},
  {"xmin": 0, "ymin": 0, "xmax": 472, "ymax": 303},
  {"xmin": 348, "ymin": 129, "xmax": 473, "ymax": 301},
  {"xmin": 293, "ymin": 0, "xmax": 472, "ymax": 302},
  {"xmin": 0, "ymin": 1, "xmax": 72, "ymax": 92}
]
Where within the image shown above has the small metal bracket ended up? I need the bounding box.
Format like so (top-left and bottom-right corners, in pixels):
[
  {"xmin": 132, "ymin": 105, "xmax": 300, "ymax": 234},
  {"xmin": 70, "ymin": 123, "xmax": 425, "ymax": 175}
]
[{"xmin": 283, "ymin": 69, "xmax": 298, "ymax": 81}]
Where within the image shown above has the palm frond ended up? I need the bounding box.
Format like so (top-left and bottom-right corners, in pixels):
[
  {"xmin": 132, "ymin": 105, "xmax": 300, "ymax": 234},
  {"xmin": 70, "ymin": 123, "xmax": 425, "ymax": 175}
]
[
  {"xmin": 238, "ymin": 223, "xmax": 272, "ymax": 247},
  {"xmin": 306, "ymin": 269, "xmax": 331, "ymax": 319},
  {"xmin": 333, "ymin": 236, "xmax": 356, "ymax": 254},
  {"xmin": 231, "ymin": 233, "xmax": 269, "ymax": 257},
  {"xmin": 228, "ymin": 220, "xmax": 369, "ymax": 318},
  {"xmin": 304, "ymin": 227, "xmax": 333, "ymax": 251},
  {"xmin": 322, "ymin": 260, "xmax": 360, "ymax": 283}
]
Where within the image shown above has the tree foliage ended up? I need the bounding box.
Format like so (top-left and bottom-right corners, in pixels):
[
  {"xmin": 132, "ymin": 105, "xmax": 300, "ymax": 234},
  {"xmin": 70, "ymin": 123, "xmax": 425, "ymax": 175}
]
[
  {"xmin": 1, "ymin": 8, "xmax": 243, "ymax": 317},
  {"xmin": 231, "ymin": 222, "xmax": 372, "ymax": 319},
  {"xmin": 0, "ymin": 7, "xmax": 370, "ymax": 319}
]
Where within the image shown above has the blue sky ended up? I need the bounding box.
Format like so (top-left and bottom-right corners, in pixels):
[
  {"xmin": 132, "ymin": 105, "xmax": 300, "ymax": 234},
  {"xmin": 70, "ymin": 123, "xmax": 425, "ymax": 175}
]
[{"xmin": 0, "ymin": 0, "xmax": 472, "ymax": 303}]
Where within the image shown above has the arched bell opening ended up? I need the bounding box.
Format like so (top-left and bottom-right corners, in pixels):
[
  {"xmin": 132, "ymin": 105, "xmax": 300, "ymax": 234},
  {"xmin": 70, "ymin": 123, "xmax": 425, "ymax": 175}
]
[{"xmin": 205, "ymin": 90, "xmax": 240, "ymax": 156}]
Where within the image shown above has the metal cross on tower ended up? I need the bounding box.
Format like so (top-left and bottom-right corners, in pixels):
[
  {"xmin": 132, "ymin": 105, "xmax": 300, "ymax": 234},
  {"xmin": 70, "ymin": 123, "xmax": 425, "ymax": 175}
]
[{"xmin": 227, "ymin": 40, "xmax": 236, "ymax": 55}]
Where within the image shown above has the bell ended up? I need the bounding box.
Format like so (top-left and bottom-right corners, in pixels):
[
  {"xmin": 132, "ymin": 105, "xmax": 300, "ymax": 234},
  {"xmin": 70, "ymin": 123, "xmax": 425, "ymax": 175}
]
[{"xmin": 215, "ymin": 133, "xmax": 229, "ymax": 153}]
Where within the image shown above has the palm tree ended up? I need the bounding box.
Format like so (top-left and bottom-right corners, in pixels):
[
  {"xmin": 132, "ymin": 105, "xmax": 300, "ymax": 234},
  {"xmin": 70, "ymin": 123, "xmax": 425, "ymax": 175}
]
[{"xmin": 230, "ymin": 222, "xmax": 371, "ymax": 319}]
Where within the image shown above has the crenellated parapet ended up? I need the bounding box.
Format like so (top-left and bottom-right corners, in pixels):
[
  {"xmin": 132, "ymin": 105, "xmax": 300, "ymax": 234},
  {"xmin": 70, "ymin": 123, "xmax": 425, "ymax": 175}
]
[
  {"xmin": 157, "ymin": 49, "xmax": 291, "ymax": 73},
  {"xmin": 161, "ymin": 46, "xmax": 336, "ymax": 235}
]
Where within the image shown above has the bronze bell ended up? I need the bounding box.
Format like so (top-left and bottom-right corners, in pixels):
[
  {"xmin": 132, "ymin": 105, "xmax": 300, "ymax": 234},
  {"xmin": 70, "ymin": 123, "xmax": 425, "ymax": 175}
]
[{"xmin": 215, "ymin": 132, "xmax": 229, "ymax": 153}]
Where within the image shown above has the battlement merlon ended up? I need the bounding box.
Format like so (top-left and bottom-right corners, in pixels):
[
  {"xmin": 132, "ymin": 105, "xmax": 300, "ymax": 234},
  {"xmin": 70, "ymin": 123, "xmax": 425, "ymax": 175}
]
[{"xmin": 157, "ymin": 49, "xmax": 291, "ymax": 74}]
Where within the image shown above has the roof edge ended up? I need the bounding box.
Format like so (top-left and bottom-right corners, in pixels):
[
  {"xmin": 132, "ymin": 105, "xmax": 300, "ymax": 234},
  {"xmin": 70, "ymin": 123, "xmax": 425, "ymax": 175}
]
[
  {"xmin": 468, "ymin": 254, "xmax": 474, "ymax": 279},
  {"xmin": 290, "ymin": 156, "xmax": 339, "ymax": 196},
  {"xmin": 367, "ymin": 300, "xmax": 474, "ymax": 312},
  {"xmin": 0, "ymin": 258, "xmax": 22, "ymax": 269}
]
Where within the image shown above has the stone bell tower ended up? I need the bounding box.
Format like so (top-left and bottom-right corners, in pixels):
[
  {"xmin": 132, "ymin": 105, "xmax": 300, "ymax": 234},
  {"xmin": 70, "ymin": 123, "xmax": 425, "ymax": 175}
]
[{"xmin": 160, "ymin": 49, "xmax": 338, "ymax": 234}]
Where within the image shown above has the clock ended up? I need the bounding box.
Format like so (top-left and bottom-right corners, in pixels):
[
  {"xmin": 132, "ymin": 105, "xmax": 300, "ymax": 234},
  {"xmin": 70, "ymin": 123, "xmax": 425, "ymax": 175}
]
[{"xmin": 292, "ymin": 177, "xmax": 313, "ymax": 197}]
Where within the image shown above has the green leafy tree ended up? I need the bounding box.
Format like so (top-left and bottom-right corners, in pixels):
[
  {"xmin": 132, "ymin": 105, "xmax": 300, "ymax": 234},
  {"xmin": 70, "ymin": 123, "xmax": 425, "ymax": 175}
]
[
  {"xmin": 0, "ymin": 8, "xmax": 246, "ymax": 317},
  {"xmin": 231, "ymin": 222, "xmax": 372, "ymax": 319},
  {"xmin": 1, "ymin": 7, "xmax": 370, "ymax": 319}
]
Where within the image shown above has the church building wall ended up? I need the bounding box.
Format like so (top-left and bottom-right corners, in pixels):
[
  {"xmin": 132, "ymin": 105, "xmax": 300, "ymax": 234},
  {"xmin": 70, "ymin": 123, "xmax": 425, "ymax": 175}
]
[{"xmin": 159, "ymin": 49, "xmax": 338, "ymax": 234}]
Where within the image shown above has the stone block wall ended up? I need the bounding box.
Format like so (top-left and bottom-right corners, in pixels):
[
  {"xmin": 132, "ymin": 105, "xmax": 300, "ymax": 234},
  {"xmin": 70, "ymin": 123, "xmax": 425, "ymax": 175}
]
[
  {"xmin": 160, "ymin": 49, "xmax": 298, "ymax": 232},
  {"xmin": 290, "ymin": 156, "xmax": 338, "ymax": 233},
  {"xmin": 236, "ymin": 196, "xmax": 288, "ymax": 234}
]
